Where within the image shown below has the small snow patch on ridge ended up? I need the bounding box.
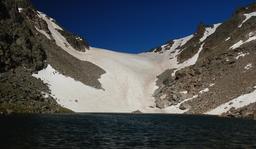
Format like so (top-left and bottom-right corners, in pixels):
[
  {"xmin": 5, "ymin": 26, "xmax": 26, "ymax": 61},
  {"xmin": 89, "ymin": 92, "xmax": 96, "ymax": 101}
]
[
  {"xmin": 225, "ymin": 37, "xmax": 231, "ymax": 41},
  {"xmin": 199, "ymin": 88, "xmax": 209, "ymax": 94},
  {"xmin": 158, "ymin": 34, "xmax": 194, "ymax": 53},
  {"xmin": 200, "ymin": 23, "xmax": 221, "ymax": 42},
  {"xmin": 209, "ymin": 83, "xmax": 215, "ymax": 87},
  {"xmin": 180, "ymin": 91, "xmax": 188, "ymax": 94},
  {"xmin": 76, "ymin": 37, "xmax": 83, "ymax": 41},
  {"xmin": 238, "ymin": 12, "xmax": 256, "ymax": 28},
  {"xmin": 18, "ymin": 8, "xmax": 23, "ymax": 13}
]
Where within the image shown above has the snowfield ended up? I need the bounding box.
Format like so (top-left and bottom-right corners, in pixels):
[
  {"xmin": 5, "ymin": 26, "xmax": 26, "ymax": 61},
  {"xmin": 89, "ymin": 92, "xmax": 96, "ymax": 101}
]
[
  {"xmin": 33, "ymin": 47, "xmax": 172, "ymax": 113},
  {"xmin": 33, "ymin": 11, "xmax": 221, "ymax": 113},
  {"xmin": 35, "ymin": 10, "xmax": 174, "ymax": 112}
]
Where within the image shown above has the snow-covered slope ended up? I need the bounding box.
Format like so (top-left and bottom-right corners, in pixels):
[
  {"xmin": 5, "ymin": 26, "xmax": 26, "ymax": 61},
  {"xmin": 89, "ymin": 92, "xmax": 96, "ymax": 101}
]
[
  {"xmin": 3, "ymin": 0, "xmax": 256, "ymax": 118},
  {"xmin": 32, "ymin": 11, "xmax": 201, "ymax": 113},
  {"xmin": 34, "ymin": 47, "xmax": 170, "ymax": 113},
  {"xmin": 32, "ymin": 6, "xmax": 256, "ymax": 117}
]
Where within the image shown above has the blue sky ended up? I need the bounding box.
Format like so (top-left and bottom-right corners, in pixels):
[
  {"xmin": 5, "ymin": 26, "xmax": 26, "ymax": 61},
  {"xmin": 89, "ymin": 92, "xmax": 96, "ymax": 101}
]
[{"xmin": 31, "ymin": 0, "xmax": 256, "ymax": 53}]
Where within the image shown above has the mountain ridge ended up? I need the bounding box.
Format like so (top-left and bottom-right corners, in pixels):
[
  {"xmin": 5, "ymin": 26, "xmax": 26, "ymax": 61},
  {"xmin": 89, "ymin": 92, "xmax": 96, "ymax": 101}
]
[{"xmin": 0, "ymin": 0, "xmax": 256, "ymax": 119}]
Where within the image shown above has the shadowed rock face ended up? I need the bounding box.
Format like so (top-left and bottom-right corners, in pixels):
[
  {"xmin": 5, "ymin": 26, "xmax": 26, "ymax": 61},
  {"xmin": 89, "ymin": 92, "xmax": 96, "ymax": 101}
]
[
  {"xmin": 57, "ymin": 29, "xmax": 90, "ymax": 51},
  {"xmin": 0, "ymin": 0, "xmax": 46, "ymax": 73},
  {"xmin": 153, "ymin": 3, "xmax": 256, "ymax": 118}
]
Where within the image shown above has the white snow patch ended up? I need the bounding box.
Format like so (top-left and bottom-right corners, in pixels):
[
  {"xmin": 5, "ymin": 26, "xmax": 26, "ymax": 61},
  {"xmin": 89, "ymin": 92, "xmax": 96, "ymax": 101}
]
[
  {"xmin": 235, "ymin": 52, "xmax": 249, "ymax": 60},
  {"xmin": 180, "ymin": 91, "xmax": 188, "ymax": 94},
  {"xmin": 163, "ymin": 95, "xmax": 198, "ymax": 114},
  {"xmin": 209, "ymin": 83, "xmax": 215, "ymax": 87},
  {"xmin": 160, "ymin": 94, "xmax": 167, "ymax": 99},
  {"xmin": 33, "ymin": 65, "xmax": 107, "ymax": 112},
  {"xmin": 244, "ymin": 63, "xmax": 252, "ymax": 70},
  {"xmin": 205, "ymin": 90, "xmax": 256, "ymax": 115},
  {"xmin": 200, "ymin": 23, "xmax": 221, "ymax": 42},
  {"xmin": 35, "ymin": 26, "xmax": 51, "ymax": 39},
  {"xmin": 225, "ymin": 37, "xmax": 231, "ymax": 41},
  {"xmin": 230, "ymin": 40, "xmax": 244, "ymax": 49},
  {"xmin": 76, "ymin": 37, "xmax": 83, "ymax": 41},
  {"xmin": 249, "ymin": 32, "xmax": 255, "ymax": 37},
  {"xmin": 230, "ymin": 33, "xmax": 256, "ymax": 49},
  {"xmin": 238, "ymin": 12, "xmax": 256, "ymax": 28},
  {"xmin": 199, "ymin": 88, "xmax": 209, "ymax": 94},
  {"xmin": 41, "ymin": 91, "xmax": 49, "ymax": 98},
  {"xmin": 18, "ymin": 8, "xmax": 23, "ymax": 13}
]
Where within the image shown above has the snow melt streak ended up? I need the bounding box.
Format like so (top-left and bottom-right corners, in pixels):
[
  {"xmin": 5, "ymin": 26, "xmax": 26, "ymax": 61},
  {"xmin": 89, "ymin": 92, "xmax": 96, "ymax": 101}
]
[
  {"xmin": 230, "ymin": 32, "xmax": 256, "ymax": 49},
  {"xmin": 238, "ymin": 12, "xmax": 256, "ymax": 28}
]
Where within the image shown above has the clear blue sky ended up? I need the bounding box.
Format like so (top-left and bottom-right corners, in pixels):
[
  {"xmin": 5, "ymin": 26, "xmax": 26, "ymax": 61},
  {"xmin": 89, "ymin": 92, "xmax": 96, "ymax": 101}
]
[{"xmin": 31, "ymin": 0, "xmax": 256, "ymax": 53}]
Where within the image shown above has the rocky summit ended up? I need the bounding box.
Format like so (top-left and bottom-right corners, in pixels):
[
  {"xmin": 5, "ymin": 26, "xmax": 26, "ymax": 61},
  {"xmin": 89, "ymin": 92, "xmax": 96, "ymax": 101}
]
[{"xmin": 0, "ymin": 0, "xmax": 256, "ymax": 119}]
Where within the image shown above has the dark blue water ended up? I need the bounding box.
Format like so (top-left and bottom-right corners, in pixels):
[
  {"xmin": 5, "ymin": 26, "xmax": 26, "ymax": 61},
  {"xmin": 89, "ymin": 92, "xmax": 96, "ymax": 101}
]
[{"xmin": 0, "ymin": 114, "xmax": 256, "ymax": 149}]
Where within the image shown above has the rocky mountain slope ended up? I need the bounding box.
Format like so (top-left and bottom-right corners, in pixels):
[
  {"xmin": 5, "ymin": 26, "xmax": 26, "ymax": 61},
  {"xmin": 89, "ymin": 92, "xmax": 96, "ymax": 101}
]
[
  {"xmin": 152, "ymin": 4, "xmax": 256, "ymax": 119},
  {"xmin": 0, "ymin": 0, "xmax": 103, "ymax": 113},
  {"xmin": 1, "ymin": 0, "xmax": 256, "ymax": 119}
]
